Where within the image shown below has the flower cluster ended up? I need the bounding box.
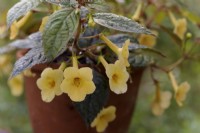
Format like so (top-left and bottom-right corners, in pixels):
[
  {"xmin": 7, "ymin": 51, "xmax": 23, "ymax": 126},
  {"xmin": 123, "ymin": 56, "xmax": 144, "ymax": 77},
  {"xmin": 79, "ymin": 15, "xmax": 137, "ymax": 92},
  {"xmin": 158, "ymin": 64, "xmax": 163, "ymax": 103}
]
[{"xmin": 37, "ymin": 56, "xmax": 95, "ymax": 102}]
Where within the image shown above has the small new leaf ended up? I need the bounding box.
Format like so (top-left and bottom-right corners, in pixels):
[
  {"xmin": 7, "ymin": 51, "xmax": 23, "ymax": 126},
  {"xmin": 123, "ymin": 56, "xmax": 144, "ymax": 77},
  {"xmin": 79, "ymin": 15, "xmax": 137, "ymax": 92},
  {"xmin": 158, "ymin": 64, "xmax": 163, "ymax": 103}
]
[
  {"xmin": 73, "ymin": 70, "xmax": 109, "ymax": 125},
  {"xmin": 10, "ymin": 46, "xmax": 50, "ymax": 78},
  {"xmin": 42, "ymin": 8, "xmax": 79, "ymax": 59},
  {"xmin": 7, "ymin": 0, "xmax": 41, "ymax": 28},
  {"xmin": 93, "ymin": 13, "xmax": 153, "ymax": 35}
]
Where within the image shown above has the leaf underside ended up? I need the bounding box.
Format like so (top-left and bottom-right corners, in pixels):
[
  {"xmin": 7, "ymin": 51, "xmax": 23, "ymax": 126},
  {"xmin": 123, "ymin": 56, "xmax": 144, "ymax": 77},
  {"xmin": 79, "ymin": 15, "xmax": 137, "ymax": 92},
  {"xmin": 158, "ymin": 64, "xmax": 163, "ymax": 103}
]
[
  {"xmin": 10, "ymin": 46, "xmax": 50, "ymax": 78},
  {"xmin": 93, "ymin": 13, "xmax": 153, "ymax": 35}
]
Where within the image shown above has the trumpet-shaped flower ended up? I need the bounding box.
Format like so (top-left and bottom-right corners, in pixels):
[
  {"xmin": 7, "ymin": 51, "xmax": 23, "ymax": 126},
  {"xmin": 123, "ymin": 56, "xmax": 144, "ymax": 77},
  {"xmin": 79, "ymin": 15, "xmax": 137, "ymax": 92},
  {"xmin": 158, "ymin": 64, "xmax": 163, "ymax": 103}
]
[
  {"xmin": 10, "ymin": 11, "xmax": 32, "ymax": 40},
  {"xmin": 37, "ymin": 68, "xmax": 63, "ymax": 102},
  {"xmin": 99, "ymin": 56, "xmax": 129, "ymax": 94},
  {"xmin": 173, "ymin": 18, "xmax": 187, "ymax": 40},
  {"xmin": 175, "ymin": 82, "xmax": 190, "ymax": 106},
  {"xmin": 168, "ymin": 71, "xmax": 190, "ymax": 106},
  {"xmin": 152, "ymin": 91, "xmax": 172, "ymax": 116},
  {"xmin": 91, "ymin": 106, "xmax": 116, "ymax": 133},
  {"xmin": 168, "ymin": 11, "xmax": 187, "ymax": 40},
  {"xmin": 99, "ymin": 34, "xmax": 130, "ymax": 67},
  {"xmin": 138, "ymin": 31, "xmax": 158, "ymax": 48},
  {"xmin": 8, "ymin": 74, "xmax": 24, "ymax": 96},
  {"xmin": 60, "ymin": 67, "xmax": 95, "ymax": 102}
]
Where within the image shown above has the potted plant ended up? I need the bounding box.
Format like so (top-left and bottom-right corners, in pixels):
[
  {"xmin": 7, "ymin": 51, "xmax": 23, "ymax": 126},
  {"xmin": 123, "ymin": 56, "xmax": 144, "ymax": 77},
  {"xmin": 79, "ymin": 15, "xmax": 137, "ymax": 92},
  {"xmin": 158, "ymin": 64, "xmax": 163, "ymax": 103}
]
[{"xmin": 0, "ymin": 0, "xmax": 199, "ymax": 133}]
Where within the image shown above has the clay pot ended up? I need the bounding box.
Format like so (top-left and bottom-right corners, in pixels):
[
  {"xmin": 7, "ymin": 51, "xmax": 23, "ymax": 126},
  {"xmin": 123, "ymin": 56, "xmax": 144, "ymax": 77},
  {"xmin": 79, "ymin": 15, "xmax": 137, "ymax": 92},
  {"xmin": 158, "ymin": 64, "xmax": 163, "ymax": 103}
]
[{"xmin": 19, "ymin": 50, "xmax": 144, "ymax": 133}]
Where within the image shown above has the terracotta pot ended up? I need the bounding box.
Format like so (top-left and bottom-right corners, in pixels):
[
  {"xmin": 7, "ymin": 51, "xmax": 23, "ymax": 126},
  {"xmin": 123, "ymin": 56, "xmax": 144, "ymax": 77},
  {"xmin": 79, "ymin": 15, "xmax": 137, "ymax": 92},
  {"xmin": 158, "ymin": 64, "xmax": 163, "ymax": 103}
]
[{"xmin": 19, "ymin": 50, "xmax": 144, "ymax": 133}]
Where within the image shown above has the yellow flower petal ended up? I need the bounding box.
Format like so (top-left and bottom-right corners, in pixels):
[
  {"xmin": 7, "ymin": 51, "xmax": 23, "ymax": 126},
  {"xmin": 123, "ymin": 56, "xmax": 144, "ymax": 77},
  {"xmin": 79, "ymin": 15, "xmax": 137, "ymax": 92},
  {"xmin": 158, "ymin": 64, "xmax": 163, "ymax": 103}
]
[
  {"xmin": 79, "ymin": 67, "xmax": 93, "ymax": 81},
  {"xmin": 105, "ymin": 60, "xmax": 129, "ymax": 94},
  {"xmin": 91, "ymin": 106, "xmax": 116, "ymax": 133},
  {"xmin": 175, "ymin": 82, "xmax": 190, "ymax": 106},
  {"xmin": 118, "ymin": 39, "xmax": 130, "ymax": 67},
  {"xmin": 152, "ymin": 90, "xmax": 172, "ymax": 116},
  {"xmin": 36, "ymin": 67, "xmax": 63, "ymax": 102},
  {"xmin": 160, "ymin": 91, "xmax": 172, "ymax": 109},
  {"xmin": 138, "ymin": 31, "xmax": 158, "ymax": 48},
  {"xmin": 41, "ymin": 89, "xmax": 55, "ymax": 103},
  {"xmin": 152, "ymin": 101, "xmax": 164, "ymax": 116},
  {"xmin": 10, "ymin": 21, "xmax": 19, "ymax": 40},
  {"xmin": 8, "ymin": 74, "xmax": 24, "ymax": 97},
  {"xmin": 39, "ymin": 16, "xmax": 49, "ymax": 32},
  {"xmin": 63, "ymin": 67, "xmax": 79, "ymax": 79}
]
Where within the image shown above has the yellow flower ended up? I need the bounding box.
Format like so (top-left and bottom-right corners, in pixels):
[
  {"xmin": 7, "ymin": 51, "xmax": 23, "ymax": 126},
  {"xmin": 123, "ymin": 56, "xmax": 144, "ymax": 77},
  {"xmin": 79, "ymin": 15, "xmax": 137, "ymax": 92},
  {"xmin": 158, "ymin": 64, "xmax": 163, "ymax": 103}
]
[
  {"xmin": 168, "ymin": 11, "xmax": 187, "ymax": 40},
  {"xmin": 10, "ymin": 11, "xmax": 33, "ymax": 40},
  {"xmin": 99, "ymin": 34, "xmax": 130, "ymax": 67},
  {"xmin": 138, "ymin": 31, "xmax": 158, "ymax": 47},
  {"xmin": 175, "ymin": 82, "xmax": 190, "ymax": 106},
  {"xmin": 0, "ymin": 55, "xmax": 12, "ymax": 75},
  {"xmin": 152, "ymin": 91, "xmax": 172, "ymax": 116},
  {"xmin": 168, "ymin": 71, "xmax": 190, "ymax": 106},
  {"xmin": 91, "ymin": 106, "xmax": 116, "ymax": 133},
  {"xmin": 60, "ymin": 57, "xmax": 95, "ymax": 102},
  {"xmin": 99, "ymin": 56, "xmax": 129, "ymax": 94},
  {"xmin": 8, "ymin": 74, "xmax": 24, "ymax": 97},
  {"xmin": 173, "ymin": 19, "xmax": 187, "ymax": 40},
  {"xmin": 36, "ymin": 68, "xmax": 63, "ymax": 102}
]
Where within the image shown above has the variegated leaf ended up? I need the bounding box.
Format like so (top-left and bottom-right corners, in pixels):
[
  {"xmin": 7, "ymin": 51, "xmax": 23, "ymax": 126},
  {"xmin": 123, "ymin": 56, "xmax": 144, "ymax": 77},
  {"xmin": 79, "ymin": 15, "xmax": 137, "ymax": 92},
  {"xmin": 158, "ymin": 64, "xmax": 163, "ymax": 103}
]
[
  {"xmin": 10, "ymin": 46, "xmax": 50, "ymax": 78},
  {"xmin": 42, "ymin": 8, "xmax": 79, "ymax": 59},
  {"xmin": 7, "ymin": 0, "xmax": 41, "ymax": 28},
  {"xmin": 93, "ymin": 13, "xmax": 153, "ymax": 35}
]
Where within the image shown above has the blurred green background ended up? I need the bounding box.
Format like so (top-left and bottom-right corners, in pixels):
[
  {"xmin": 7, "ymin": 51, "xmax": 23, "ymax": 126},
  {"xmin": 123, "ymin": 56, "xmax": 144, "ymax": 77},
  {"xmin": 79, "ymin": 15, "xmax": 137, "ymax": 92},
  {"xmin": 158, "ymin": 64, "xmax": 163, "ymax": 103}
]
[{"xmin": 1, "ymin": 0, "xmax": 200, "ymax": 133}]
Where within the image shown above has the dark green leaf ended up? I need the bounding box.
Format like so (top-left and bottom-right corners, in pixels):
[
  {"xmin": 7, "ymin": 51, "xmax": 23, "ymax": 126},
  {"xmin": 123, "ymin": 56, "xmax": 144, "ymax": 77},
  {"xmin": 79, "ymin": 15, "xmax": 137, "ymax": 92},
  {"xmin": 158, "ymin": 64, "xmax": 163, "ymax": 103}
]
[
  {"xmin": 73, "ymin": 70, "xmax": 109, "ymax": 125},
  {"xmin": 42, "ymin": 8, "xmax": 79, "ymax": 59}
]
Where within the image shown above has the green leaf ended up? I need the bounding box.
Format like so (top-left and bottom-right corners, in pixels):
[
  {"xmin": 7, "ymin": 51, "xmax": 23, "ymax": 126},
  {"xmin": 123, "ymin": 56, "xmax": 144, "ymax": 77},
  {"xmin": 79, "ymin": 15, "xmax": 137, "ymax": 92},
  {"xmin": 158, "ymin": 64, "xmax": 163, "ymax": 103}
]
[
  {"xmin": 42, "ymin": 8, "xmax": 79, "ymax": 59},
  {"xmin": 7, "ymin": 0, "xmax": 41, "ymax": 28},
  {"xmin": 93, "ymin": 13, "xmax": 153, "ymax": 35},
  {"xmin": 45, "ymin": 0, "xmax": 78, "ymax": 7},
  {"xmin": 87, "ymin": 0, "xmax": 110, "ymax": 12},
  {"xmin": 73, "ymin": 70, "xmax": 109, "ymax": 126}
]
